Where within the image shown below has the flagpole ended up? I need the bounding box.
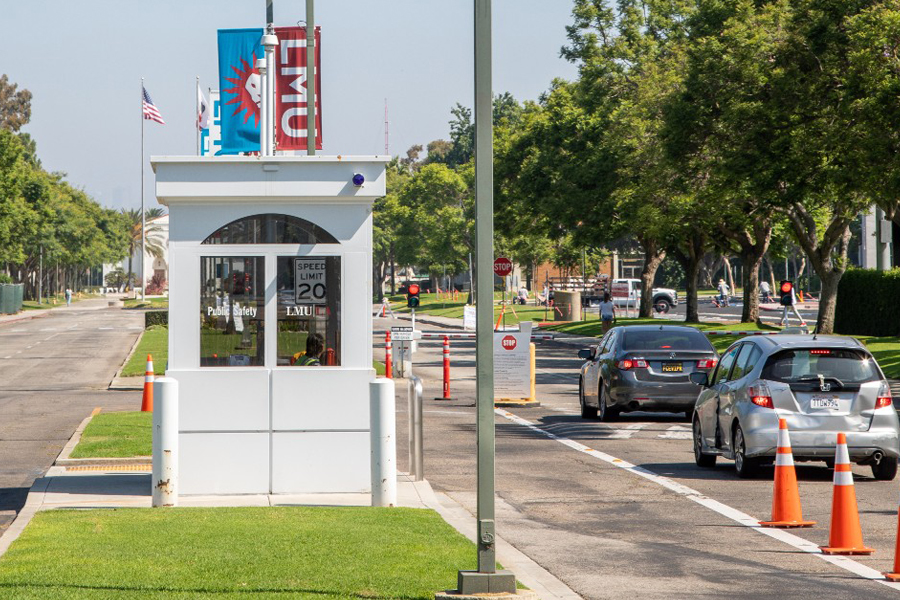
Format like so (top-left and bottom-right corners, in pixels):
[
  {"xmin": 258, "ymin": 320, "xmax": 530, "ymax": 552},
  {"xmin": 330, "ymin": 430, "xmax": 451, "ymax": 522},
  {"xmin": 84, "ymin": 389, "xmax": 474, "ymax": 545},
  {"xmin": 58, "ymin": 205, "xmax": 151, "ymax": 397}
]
[
  {"xmin": 140, "ymin": 77, "xmax": 146, "ymax": 302},
  {"xmin": 196, "ymin": 76, "xmax": 200, "ymax": 155}
]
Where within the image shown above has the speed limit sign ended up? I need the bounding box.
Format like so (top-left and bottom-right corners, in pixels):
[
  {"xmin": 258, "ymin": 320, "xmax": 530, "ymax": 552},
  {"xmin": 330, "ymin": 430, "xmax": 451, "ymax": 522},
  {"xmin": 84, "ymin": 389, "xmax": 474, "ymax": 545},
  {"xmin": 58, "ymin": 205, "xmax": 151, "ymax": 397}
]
[{"xmin": 294, "ymin": 258, "xmax": 327, "ymax": 304}]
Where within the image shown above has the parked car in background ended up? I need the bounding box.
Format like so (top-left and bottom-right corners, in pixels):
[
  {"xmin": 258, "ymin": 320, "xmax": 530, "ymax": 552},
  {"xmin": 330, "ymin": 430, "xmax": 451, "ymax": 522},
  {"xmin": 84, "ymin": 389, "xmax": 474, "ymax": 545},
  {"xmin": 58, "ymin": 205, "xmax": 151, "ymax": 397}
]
[
  {"xmin": 689, "ymin": 335, "xmax": 900, "ymax": 480},
  {"xmin": 578, "ymin": 325, "xmax": 718, "ymax": 421}
]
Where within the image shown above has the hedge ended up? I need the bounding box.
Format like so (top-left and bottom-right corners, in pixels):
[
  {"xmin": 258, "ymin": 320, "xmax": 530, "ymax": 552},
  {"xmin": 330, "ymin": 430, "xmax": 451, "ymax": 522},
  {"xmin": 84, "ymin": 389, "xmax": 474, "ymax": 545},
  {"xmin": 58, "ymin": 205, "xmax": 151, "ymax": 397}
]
[
  {"xmin": 145, "ymin": 310, "xmax": 168, "ymax": 328},
  {"xmin": 834, "ymin": 269, "xmax": 900, "ymax": 336}
]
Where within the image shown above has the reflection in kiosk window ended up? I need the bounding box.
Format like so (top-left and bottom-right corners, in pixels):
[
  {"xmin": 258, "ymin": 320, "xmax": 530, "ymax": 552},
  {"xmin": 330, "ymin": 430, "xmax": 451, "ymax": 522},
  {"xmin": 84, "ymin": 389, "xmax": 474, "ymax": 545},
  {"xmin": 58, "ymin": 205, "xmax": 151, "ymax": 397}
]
[
  {"xmin": 200, "ymin": 257, "xmax": 265, "ymax": 367},
  {"xmin": 277, "ymin": 256, "xmax": 340, "ymax": 366}
]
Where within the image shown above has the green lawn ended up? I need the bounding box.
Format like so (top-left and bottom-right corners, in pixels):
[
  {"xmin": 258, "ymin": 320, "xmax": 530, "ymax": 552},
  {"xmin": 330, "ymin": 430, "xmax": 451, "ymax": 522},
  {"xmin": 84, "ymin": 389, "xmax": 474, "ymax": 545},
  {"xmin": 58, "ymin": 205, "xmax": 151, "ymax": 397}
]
[
  {"xmin": 123, "ymin": 297, "xmax": 169, "ymax": 309},
  {"xmin": 121, "ymin": 326, "xmax": 168, "ymax": 376},
  {"xmin": 390, "ymin": 292, "xmax": 553, "ymax": 325},
  {"xmin": 0, "ymin": 507, "xmax": 483, "ymax": 599},
  {"xmin": 70, "ymin": 412, "xmax": 152, "ymax": 458}
]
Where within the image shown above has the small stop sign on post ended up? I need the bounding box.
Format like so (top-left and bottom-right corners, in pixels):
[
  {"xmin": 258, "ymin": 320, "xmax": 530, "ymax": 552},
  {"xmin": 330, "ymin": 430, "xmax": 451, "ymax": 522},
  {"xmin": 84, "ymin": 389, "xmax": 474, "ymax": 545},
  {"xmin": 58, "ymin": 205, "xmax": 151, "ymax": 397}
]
[
  {"xmin": 493, "ymin": 257, "xmax": 513, "ymax": 278},
  {"xmin": 501, "ymin": 335, "xmax": 517, "ymax": 351}
]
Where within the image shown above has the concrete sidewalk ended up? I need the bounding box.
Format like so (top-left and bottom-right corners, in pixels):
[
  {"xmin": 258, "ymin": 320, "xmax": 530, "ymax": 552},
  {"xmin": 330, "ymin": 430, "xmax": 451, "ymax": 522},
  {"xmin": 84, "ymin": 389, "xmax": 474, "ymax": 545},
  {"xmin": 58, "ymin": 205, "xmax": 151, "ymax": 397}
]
[{"xmin": 0, "ymin": 296, "xmax": 125, "ymax": 327}]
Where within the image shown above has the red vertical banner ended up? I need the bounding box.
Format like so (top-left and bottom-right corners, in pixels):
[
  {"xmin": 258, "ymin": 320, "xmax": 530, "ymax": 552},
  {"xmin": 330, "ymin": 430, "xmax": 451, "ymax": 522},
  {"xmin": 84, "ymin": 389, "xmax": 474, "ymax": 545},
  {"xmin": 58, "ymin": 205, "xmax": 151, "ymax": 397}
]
[{"xmin": 274, "ymin": 26, "xmax": 322, "ymax": 151}]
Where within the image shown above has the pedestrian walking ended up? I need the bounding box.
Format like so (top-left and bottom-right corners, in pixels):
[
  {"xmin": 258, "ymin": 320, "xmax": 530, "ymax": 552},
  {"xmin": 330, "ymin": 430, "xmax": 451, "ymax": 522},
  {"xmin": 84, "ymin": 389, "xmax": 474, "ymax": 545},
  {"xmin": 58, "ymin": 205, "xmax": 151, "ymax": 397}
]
[
  {"xmin": 716, "ymin": 279, "xmax": 730, "ymax": 307},
  {"xmin": 64, "ymin": 287, "xmax": 72, "ymax": 306},
  {"xmin": 759, "ymin": 280, "xmax": 772, "ymax": 303},
  {"xmin": 599, "ymin": 292, "xmax": 616, "ymax": 334},
  {"xmin": 779, "ymin": 286, "xmax": 806, "ymax": 328}
]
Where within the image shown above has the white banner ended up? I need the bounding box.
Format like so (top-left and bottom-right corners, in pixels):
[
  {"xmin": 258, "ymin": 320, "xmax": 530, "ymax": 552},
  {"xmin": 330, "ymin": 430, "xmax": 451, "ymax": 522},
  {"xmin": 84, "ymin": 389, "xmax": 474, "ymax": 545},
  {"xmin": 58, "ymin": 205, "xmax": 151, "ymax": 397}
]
[
  {"xmin": 463, "ymin": 305, "xmax": 476, "ymax": 330},
  {"xmin": 494, "ymin": 322, "xmax": 532, "ymax": 399}
]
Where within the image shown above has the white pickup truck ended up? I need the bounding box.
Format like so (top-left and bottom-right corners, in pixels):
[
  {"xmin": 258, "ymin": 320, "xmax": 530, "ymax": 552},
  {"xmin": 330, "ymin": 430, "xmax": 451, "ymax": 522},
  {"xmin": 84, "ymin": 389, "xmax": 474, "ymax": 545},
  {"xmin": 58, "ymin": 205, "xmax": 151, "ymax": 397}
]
[{"xmin": 609, "ymin": 278, "xmax": 679, "ymax": 312}]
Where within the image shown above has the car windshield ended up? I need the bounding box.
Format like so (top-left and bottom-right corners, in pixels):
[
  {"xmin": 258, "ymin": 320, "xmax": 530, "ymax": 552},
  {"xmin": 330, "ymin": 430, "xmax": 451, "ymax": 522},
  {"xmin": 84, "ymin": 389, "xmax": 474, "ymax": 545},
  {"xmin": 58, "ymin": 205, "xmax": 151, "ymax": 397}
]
[
  {"xmin": 621, "ymin": 329, "xmax": 712, "ymax": 351},
  {"xmin": 761, "ymin": 349, "xmax": 881, "ymax": 384}
]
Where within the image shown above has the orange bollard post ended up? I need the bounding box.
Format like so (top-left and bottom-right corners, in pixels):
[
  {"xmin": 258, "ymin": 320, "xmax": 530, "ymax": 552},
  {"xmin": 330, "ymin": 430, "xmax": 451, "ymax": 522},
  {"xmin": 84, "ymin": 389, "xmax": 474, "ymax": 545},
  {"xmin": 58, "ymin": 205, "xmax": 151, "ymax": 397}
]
[
  {"xmin": 760, "ymin": 419, "xmax": 815, "ymax": 528},
  {"xmin": 821, "ymin": 433, "xmax": 874, "ymax": 555},
  {"xmin": 385, "ymin": 331, "xmax": 393, "ymax": 379},
  {"xmin": 435, "ymin": 335, "xmax": 453, "ymax": 400},
  {"xmin": 141, "ymin": 354, "xmax": 154, "ymax": 412},
  {"xmin": 325, "ymin": 348, "xmax": 335, "ymax": 366}
]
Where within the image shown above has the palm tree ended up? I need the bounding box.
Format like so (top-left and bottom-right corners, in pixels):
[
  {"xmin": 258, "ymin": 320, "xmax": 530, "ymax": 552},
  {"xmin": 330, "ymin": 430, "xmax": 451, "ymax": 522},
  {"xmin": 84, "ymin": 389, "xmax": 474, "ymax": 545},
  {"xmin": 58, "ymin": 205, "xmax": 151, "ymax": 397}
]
[{"xmin": 121, "ymin": 208, "xmax": 166, "ymax": 291}]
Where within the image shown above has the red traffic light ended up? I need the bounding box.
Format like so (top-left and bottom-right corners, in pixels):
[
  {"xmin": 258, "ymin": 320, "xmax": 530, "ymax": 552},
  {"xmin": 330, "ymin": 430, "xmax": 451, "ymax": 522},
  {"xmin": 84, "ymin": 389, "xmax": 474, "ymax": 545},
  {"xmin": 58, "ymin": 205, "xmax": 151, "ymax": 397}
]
[
  {"xmin": 780, "ymin": 281, "xmax": 793, "ymax": 294},
  {"xmin": 408, "ymin": 284, "xmax": 420, "ymax": 296}
]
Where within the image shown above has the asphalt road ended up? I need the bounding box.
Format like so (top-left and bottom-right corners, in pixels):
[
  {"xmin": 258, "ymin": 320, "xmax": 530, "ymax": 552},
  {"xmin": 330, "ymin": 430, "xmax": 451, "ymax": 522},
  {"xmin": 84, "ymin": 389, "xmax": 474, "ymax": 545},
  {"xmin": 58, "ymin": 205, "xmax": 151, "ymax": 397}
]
[
  {"xmin": 0, "ymin": 300, "xmax": 142, "ymax": 535},
  {"xmin": 582, "ymin": 298, "xmax": 819, "ymax": 326},
  {"xmin": 377, "ymin": 317, "xmax": 900, "ymax": 599}
]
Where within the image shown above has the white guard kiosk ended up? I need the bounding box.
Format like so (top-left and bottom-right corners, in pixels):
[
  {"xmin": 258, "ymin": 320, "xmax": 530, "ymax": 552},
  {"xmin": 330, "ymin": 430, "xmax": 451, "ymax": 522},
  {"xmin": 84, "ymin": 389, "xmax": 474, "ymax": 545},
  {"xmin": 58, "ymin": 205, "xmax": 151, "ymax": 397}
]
[{"xmin": 151, "ymin": 155, "xmax": 387, "ymax": 495}]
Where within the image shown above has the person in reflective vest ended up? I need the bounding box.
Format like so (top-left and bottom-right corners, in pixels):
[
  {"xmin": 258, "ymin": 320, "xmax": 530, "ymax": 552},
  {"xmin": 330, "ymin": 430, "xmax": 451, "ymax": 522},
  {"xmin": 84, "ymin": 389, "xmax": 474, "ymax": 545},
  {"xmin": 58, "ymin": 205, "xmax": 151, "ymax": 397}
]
[{"xmin": 292, "ymin": 332, "xmax": 325, "ymax": 366}]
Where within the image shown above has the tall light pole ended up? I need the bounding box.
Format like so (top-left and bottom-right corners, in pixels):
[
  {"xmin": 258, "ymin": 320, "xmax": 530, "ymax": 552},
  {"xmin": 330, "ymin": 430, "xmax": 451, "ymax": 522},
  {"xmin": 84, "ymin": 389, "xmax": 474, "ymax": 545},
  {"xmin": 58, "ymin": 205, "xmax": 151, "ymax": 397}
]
[
  {"xmin": 306, "ymin": 0, "xmax": 316, "ymax": 155},
  {"xmin": 453, "ymin": 0, "xmax": 517, "ymax": 595}
]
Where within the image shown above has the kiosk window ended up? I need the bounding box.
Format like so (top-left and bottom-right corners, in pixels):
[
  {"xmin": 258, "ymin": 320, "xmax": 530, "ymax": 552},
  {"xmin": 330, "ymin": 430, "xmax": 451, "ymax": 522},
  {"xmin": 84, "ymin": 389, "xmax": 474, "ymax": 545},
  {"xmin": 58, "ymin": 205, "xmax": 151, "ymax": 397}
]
[
  {"xmin": 202, "ymin": 214, "xmax": 338, "ymax": 245},
  {"xmin": 200, "ymin": 257, "xmax": 265, "ymax": 367},
  {"xmin": 277, "ymin": 256, "xmax": 340, "ymax": 366}
]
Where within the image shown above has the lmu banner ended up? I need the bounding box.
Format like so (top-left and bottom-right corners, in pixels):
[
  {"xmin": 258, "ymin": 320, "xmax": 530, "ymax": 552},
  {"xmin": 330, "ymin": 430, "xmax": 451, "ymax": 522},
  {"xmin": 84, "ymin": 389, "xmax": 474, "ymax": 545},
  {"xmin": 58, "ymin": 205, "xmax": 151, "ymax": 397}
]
[{"xmin": 275, "ymin": 26, "xmax": 322, "ymax": 151}]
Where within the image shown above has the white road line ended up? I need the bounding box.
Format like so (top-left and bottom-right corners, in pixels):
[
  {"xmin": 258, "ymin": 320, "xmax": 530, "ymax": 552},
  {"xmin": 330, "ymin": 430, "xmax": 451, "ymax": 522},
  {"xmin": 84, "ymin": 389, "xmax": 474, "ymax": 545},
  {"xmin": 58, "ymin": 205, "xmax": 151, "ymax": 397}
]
[
  {"xmin": 39, "ymin": 328, "xmax": 57, "ymax": 332},
  {"xmin": 496, "ymin": 408, "xmax": 900, "ymax": 592},
  {"xmin": 604, "ymin": 422, "xmax": 649, "ymax": 439},
  {"xmin": 98, "ymin": 327, "xmax": 114, "ymax": 330},
  {"xmin": 44, "ymin": 333, "xmax": 59, "ymax": 341},
  {"xmin": 10, "ymin": 329, "xmax": 25, "ymax": 333},
  {"xmin": 658, "ymin": 425, "xmax": 692, "ymax": 440},
  {"xmin": 2, "ymin": 356, "xmax": 10, "ymax": 359}
]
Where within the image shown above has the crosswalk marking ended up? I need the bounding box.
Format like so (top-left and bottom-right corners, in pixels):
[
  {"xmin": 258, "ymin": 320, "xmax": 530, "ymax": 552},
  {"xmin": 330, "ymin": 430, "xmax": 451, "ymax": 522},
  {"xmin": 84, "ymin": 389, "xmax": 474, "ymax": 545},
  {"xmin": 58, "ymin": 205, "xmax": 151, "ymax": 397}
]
[
  {"xmin": 605, "ymin": 423, "xmax": 649, "ymax": 439},
  {"xmin": 658, "ymin": 425, "xmax": 692, "ymax": 440}
]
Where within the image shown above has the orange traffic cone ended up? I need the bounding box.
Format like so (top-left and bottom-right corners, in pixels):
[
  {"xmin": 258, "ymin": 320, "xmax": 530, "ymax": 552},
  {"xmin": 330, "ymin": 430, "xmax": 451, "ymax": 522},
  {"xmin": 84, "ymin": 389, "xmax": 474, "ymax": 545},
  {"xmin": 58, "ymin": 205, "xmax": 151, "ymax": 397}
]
[
  {"xmin": 820, "ymin": 433, "xmax": 873, "ymax": 555},
  {"xmin": 884, "ymin": 500, "xmax": 900, "ymax": 580},
  {"xmin": 140, "ymin": 354, "xmax": 154, "ymax": 412},
  {"xmin": 760, "ymin": 419, "xmax": 815, "ymax": 528}
]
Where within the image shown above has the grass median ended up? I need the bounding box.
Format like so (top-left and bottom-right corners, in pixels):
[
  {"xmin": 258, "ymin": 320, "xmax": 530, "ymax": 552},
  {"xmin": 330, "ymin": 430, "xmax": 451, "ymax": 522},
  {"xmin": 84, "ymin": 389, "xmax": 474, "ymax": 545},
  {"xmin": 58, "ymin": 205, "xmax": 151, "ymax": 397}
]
[
  {"xmin": 0, "ymin": 507, "xmax": 480, "ymax": 599},
  {"xmin": 70, "ymin": 411, "xmax": 152, "ymax": 458},
  {"xmin": 121, "ymin": 325, "xmax": 168, "ymax": 376}
]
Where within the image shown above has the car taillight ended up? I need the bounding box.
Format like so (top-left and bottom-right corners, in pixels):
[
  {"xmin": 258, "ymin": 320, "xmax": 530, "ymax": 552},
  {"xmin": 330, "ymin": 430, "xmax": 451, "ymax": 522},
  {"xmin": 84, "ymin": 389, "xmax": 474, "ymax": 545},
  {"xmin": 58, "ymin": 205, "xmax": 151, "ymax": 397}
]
[
  {"xmin": 618, "ymin": 359, "xmax": 648, "ymax": 370},
  {"xmin": 876, "ymin": 397, "xmax": 893, "ymax": 409},
  {"xmin": 748, "ymin": 380, "xmax": 774, "ymax": 409},
  {"xmin": 696, "ymin": 359, "xmax": 717, "ymax": 369}
]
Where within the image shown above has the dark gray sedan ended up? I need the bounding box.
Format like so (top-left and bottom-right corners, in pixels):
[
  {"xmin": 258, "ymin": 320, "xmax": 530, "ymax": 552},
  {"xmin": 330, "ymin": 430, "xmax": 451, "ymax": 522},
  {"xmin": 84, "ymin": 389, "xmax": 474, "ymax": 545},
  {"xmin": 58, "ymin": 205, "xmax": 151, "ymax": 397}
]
[{"xmin": 578, "ymin": 325, "xmax": 718, "ymax": 421}]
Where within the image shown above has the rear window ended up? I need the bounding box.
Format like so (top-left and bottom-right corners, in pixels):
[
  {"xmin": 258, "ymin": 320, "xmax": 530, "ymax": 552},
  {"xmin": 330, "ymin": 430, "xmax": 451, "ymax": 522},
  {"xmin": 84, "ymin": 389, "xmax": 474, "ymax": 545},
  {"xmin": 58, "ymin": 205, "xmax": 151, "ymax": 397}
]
[
  {"xmin": 761, "ymin": 349, "xmax": 881, "ymax": 384},
  {"xmin": 621, "ymin": 329, "xmax": 713, "ymax": 352}
]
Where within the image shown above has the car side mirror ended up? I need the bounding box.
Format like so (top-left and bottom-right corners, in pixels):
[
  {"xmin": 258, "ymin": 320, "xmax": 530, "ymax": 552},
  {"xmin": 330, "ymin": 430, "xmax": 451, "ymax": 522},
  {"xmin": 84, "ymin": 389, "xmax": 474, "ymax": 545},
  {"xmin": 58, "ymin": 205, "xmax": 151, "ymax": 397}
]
[
  {"xmin": 578, "ymin": 349, "xmax": 592, "ymax": 360},
  {"xmin": 689, "ymin": 372, "xmax": 709, "ymax": 387}
]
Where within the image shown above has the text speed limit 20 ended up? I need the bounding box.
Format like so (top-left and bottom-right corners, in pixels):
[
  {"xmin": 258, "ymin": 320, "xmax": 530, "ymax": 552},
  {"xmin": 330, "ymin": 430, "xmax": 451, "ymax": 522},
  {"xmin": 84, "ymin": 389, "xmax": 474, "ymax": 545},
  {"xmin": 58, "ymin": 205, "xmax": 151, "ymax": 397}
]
[{"xmin": 295, "ymin": 258, "xmax": 327, "ymax": 304}]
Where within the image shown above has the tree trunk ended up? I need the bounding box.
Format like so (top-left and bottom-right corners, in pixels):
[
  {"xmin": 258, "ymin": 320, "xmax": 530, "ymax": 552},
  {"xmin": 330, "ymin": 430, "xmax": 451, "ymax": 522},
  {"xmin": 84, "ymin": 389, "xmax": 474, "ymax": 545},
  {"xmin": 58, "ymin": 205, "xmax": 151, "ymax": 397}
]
[
  {"xmin": 740, "ymin": 247, "xmax": 765, "ymax": 323},
  {"xmin": 818, "ymin": 271, "xmax": 841, "ymax": 334},
  {"xmin": 673, "ymin": 249, "xmax": 702, "ymax": 324},
  {"xmin": 723, "ymin": 256, "xmax": 736, "ymax": 296},
  {"xmin": 639, "ymin": 238, "xmax": 665, "ymax": 318},
  {"xmin": 763, "ymin": 253, "xmax": 776, "ymax": 292}
]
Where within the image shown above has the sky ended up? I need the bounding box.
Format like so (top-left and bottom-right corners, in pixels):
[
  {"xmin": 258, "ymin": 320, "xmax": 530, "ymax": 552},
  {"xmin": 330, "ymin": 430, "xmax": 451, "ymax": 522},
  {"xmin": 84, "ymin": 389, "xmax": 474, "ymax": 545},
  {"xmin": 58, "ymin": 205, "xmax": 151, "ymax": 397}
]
[{"xmin": 2, "ymin": 1, "xmax": 579, "ymax": 211}]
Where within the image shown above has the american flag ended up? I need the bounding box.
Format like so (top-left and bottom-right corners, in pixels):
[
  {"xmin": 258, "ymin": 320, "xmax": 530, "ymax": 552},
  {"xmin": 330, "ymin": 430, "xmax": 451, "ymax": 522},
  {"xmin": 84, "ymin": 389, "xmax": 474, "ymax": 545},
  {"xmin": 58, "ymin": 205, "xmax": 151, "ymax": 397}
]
[{"xmin": 142, "ymin": 86, "xmax": 165, "ymax": 125}]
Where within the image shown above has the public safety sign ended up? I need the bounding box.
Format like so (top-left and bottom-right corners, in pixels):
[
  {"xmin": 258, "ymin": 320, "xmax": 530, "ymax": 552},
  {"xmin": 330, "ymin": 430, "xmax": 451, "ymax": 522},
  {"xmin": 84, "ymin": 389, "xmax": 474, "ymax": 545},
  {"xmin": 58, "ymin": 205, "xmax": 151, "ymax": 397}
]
[
  {"xmin": 275, "ymin": 26, "xmax": 323, "ymax": 151},
  {"xmin": 494, "ymin": 322, "xmax": 532, "ymax": 399},
  {"xmin": 294, "ymin": 258, "xmax": 327, "ymax": 304}
]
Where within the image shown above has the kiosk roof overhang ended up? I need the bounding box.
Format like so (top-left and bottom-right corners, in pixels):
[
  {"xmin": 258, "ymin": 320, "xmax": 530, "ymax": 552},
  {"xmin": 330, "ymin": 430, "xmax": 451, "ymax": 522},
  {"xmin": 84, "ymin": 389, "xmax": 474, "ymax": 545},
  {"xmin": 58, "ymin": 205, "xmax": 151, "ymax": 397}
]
[{"xmin": 150, "ymin": 155, "xmax": 389, "ymax": 206}]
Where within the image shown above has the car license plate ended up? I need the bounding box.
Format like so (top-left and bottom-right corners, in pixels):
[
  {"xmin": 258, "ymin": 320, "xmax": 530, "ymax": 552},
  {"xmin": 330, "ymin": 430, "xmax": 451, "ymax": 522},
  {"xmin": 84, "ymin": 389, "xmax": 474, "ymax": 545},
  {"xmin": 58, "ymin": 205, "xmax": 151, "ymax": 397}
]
[
  {"xmin": 811, "ymin": 396, "xmax": 839, "ymax": 410},
  {"xmin": 662, "ymin": 362, "xmax": 683, "ymax": 373}
]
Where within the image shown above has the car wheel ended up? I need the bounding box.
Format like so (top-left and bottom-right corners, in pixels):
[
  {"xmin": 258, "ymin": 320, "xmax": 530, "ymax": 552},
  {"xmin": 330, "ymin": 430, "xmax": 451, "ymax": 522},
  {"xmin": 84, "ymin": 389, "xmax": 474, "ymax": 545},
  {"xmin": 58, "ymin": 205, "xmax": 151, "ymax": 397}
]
[
  {"xmin": 872, "ymin": 457, "xmax": 898, "ymax": 481},
  {"xmin": 579, "ymin": 378, "xmax": 598, "ymax": 419},
  {"xmin": 598, "ymin": 382, "xmax": 618, "ymax": 422},
  {"xmin": 733, "ymin": 424, "xmax": 760, "ymax": 478},
  {"xmin": 693, "ymin": 417, "xmax": 716, "ymax": 468},
  {"xmin": 654, "ymin": 300, "xmax": 671, "ymax": 314}
]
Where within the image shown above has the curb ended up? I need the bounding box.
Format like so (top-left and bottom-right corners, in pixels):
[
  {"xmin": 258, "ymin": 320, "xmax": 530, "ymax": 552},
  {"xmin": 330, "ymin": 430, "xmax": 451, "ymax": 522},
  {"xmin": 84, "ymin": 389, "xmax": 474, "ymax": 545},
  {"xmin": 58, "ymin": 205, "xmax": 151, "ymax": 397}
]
[
  {"xmin": 0, "ymin": 309, "xmax": 51, "ymax": 329},
  {"xmin": 426, "ymin": 490, "xmax": 582, "ymax": 600},
  {"xmin": 108, "ymin": 328, "xmax": 146, "ymax": 390},
  {"xmin": 0, "ymin": 474, "xmax": 51, "ymax": 558},
  {"xmin": 54, "ymin": 407, "xmax": 101, "ymax": 462}
]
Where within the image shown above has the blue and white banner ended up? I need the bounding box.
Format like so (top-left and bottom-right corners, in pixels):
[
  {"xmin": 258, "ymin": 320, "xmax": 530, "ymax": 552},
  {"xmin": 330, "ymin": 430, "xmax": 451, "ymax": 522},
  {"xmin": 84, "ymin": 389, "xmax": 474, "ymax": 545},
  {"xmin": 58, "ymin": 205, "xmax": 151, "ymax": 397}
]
[{"xmin": 217, "ymin": 28, "xmax": 263, "ymax": 155}]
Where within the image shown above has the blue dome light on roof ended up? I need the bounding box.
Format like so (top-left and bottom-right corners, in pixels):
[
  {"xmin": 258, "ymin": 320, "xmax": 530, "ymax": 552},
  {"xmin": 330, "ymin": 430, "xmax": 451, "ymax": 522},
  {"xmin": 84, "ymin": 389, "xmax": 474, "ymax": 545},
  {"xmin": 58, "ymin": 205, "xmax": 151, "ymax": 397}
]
[{"xmin": 352, "ymin": 173, "xmax": 365, "ymax": 186}]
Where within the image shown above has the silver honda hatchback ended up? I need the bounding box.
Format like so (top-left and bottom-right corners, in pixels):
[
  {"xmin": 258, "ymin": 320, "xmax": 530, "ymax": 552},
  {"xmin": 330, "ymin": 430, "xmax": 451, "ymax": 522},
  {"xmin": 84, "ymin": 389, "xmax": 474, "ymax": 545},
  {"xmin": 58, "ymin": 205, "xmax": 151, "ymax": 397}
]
[{"xmin": 690, "ymin": 335, "xmax": 900, "ymax": 479}]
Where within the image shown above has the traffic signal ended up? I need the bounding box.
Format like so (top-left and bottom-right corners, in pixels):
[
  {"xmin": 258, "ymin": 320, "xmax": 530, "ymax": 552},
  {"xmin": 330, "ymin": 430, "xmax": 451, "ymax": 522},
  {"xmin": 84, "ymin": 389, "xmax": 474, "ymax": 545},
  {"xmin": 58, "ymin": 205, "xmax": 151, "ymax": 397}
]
[
  {"xmin": 779, "ymin": 280, "xmax": 793, "ymax": 306},
  {"xmin": 407, "ymin": 283, "xmax": 420, "ymax": 308}
]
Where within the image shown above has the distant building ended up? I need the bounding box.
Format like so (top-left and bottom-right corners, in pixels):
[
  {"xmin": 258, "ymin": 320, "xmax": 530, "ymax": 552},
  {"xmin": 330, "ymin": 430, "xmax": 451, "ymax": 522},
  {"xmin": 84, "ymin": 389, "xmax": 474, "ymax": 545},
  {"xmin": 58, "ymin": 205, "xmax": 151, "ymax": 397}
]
[{"xmin": 102, "ymin": 214, "xmax": 169, "ymax": 292}]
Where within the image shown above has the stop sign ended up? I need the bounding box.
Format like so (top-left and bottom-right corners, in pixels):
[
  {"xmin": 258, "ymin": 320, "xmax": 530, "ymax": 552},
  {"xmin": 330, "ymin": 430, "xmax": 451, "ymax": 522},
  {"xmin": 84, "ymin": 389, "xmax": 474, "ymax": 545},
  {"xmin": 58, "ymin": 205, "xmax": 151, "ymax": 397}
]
[
  {"xmin": 493, "ymin": 257, "xmax": 513, "ymax": 278},
  {"xmin": 501, "ymin": 335, "xmax": 517, "ymax": 351}
]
